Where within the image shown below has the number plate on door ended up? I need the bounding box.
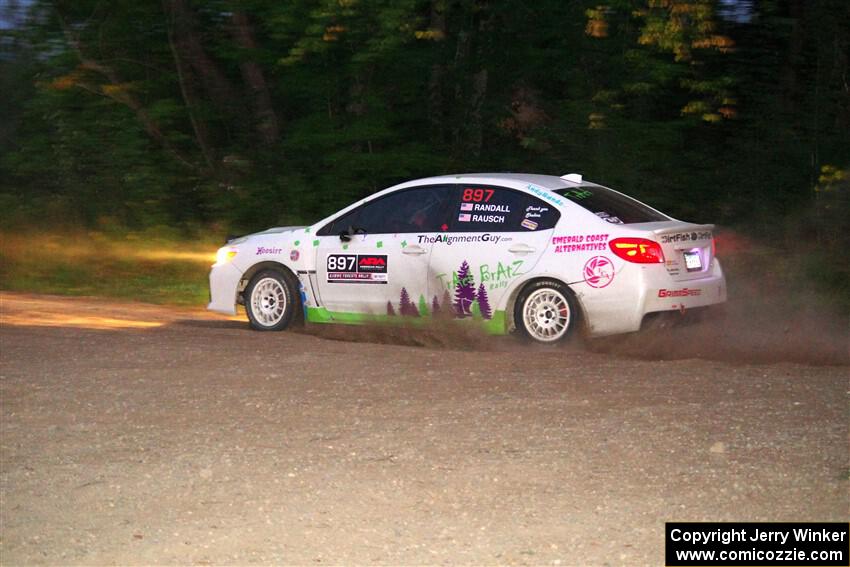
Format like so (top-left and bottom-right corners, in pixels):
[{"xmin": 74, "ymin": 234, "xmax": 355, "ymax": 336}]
[{"xmin": 326, "ymin": 254, "xmax": 388, "ymax": 283}]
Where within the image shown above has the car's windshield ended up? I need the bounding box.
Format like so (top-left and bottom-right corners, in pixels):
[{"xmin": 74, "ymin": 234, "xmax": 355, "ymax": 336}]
[{"xmin": 552, "ymin": 185, "xmax": 668, "ymax": 224}]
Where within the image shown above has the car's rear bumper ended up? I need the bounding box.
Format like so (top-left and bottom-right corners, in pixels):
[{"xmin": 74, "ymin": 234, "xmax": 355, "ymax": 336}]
[
  {"xmin": 577, "ymin": 259, "xmax": 726, "ymax": 337},
  {"xmin": 207, "ymin": 263, "xmax": 243, "ymax": 315}
]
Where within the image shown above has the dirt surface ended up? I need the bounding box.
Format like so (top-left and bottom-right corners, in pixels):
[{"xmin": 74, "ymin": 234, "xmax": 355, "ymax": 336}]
[{"xmin": 1, "ymin": 292, "xmax": 848, "ymax": 565}]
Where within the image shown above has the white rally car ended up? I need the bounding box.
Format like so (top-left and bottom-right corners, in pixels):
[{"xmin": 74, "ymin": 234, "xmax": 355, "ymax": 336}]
[{"xmin": 208, "ymin": 173, "xmax": 726, "ymax": 343}]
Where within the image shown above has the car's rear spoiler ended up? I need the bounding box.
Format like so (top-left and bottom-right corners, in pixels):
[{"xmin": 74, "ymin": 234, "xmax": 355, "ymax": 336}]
[{"xmin": 651, "ymin": 223, "xmax": 715, "ymax": 237}]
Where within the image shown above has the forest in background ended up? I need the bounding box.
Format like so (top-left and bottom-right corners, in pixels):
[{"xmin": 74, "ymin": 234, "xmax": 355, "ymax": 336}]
[{"xmin": 0, "ymin": 1, "xmax": 848, "ymax": 303}]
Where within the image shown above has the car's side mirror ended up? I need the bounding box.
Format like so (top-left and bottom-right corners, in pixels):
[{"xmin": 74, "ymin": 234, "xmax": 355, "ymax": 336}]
[
  {"xmin": 340, "ymin": 225, "xmax": 366, "ymax": 242},
  {"xmin": 339, "ymin": 225, "xmax": 355, "ymax": 242}
]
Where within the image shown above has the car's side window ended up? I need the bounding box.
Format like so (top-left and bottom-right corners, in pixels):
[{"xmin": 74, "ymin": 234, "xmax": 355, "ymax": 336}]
[
  {"xmin": 552, "ymin": 185, "xmax": 667, "ymax": 224},
  {"xmin": 317, "ymin": 185, "xmax": 453, "ymax": 236},
  {"xmin": 448, "ymin": 185, "xmax": 560, "ymax": 232},
  {"xmin": 316, "ymin": 208, "xmax": 358, "ymax": 236}
]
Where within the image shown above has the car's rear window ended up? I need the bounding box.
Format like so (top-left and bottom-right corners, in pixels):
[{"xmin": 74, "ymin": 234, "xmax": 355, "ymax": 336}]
[{"xmin": 552, "ymin": 185, "xmax": 668, "ymax": 224}]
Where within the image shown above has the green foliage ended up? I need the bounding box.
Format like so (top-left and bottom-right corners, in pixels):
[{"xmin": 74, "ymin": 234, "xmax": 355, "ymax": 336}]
[{"xmin": 0, "ymin": 0, "xmax": 847, "ymax": 249}]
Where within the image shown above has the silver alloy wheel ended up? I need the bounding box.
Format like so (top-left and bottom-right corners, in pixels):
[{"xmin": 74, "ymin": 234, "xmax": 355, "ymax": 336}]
[
  {"xmin": 522, "ymin": 288, "xmax": 571, "ymax": 342},
  {"xmin": 250, "ymin": 276, "xmax": 288, "ymax": 327}
]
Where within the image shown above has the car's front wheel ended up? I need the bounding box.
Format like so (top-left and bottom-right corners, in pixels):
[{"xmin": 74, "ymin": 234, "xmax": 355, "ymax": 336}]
[
  {"xmin": 514, "ymin": 279, "xmax": 578, "ymax": 343},
  {"xmin": 245, "ymin": 269, "xmax": 298, "ymax": 331}
]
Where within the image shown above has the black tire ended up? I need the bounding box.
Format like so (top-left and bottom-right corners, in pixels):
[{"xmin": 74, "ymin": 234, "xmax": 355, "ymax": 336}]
[
  {"xmin": 513, "ymin": 279, "xmax": 579, "ymax": 343},
  {"xmin": 244, "ymin": 269, "xmax": 299, "ymax": 331}
]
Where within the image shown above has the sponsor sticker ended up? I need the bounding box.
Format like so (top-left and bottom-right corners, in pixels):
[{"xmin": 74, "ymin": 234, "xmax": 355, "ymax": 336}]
[
  {"xmin": 418, "ymin": 233, "xmax": 503, "ymax": 246},
  {"xmin": 660, "ymin": 231, "xmax": 713, "ymax": 244},
  {"xmin": 357, "ymin": 255, "xmax": 387, "ymax": 273},
  {"xmin": 521, "ymin": 218, "xmax": 538, "ymax": 231},
  {"xmin": 563, "ymin": 188, "xmax": 593, "ymax": 200},
  {"xmin": 658, "ymin": 288, "xmax": 702, "ymax": 298},
  {"xmin": 583, "ymin": 256, "xmax": 615, "ymax": 288},
  {"xmin": 328, "ymin": 272, "xmax": 387, "ymax": 283},
  {"xmin": 525, "ymin": 204, "xmax": 549, "ymax": 220},
  {"xmin": 527, "ymin": 184, "xmax": 564, "ymax": 206},
  {"xmin": 595, "ymin": 211, "xmax": 623, "ymax": 224},
  {"xmin": 290, "ymin": 250, "xmax": 300, "ymax": 261},
  {"xmin": 665, "ymin": 259, "xmax": 682, "ymax": 276},
  {"xmin": 552, "ymin": 233, "xmax": 609, "ymax": 253},
  {"xmin": 256, "ymin": 246, "xmax": 282, "ymax": 255},
  {"xmin": 326, "ymin": 254, "xmax": 388, "ymax": 284}
]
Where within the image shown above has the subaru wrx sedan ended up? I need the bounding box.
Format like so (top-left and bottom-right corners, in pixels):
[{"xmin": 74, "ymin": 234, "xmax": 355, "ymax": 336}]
[{"xmin": 208, "ymin": 173, "xmax": 726, "ymax": 343}]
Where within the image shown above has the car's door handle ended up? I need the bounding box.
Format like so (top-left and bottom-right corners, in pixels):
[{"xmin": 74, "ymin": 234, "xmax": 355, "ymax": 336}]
[
  {"xmin": 508, "ymin": 244, "xmax": 536, "ymax": 254},
  {"xmin": 402, "ymin": 245, "xmax": 428, "ymax": 255}
]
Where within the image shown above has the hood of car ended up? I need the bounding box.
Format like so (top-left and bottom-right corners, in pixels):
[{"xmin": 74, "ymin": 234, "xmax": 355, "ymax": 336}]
[{"xmin": 227, "ymin": 226, "xmax": 307, "ymax": 245}]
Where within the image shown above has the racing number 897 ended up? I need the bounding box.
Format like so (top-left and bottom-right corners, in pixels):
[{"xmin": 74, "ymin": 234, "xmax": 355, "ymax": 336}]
[
  {"xmin": 327, "ymin": 255, "xmax": 356, "ymax": 272},
  {"xmin": 462, "ymin": 188, "xmax": 494, "ymax": 202}
]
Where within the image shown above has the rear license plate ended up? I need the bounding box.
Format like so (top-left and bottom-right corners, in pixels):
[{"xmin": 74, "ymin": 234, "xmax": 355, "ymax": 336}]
[{"xmin": 683, "ymin": 251, "xmax": 702, "ymax": 271}]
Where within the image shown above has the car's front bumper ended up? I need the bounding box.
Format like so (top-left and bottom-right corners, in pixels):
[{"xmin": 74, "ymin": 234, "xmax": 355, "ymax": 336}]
[{"xmin": 207, "ymin": 262, "xmax": 243, "ymax": 315}]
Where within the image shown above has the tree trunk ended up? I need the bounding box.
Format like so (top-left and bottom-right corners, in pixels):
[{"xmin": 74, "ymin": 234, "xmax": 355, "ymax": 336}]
[
  {"xmin": 231, "ymin": 10, "xmax": 280, "ymax": 145},
  {"xmin": 782, "ymin": 0, "xmax": 804, "ymax": 114},
  {"xmin": 164, "ymin": 2, "xmax": 216, "ymax": 169},
  {"xmin": 467, "ymin": 69, "xmax": 488, "ymax": 158},
  {"xmin": 162, "ymin": 0, "xmax": 244, "ymax": 125},
  {"xmin": 427, "ymin": 0, "xmax": 447, "ymax": 139},
  {"xmin": 451, "ymin": 30, "xmax": 470, "ymax": 151}
]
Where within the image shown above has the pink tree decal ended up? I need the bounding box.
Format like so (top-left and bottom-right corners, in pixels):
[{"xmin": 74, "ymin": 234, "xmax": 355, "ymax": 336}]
[
  {"xmin": 441, "ymin": 290, "xmax": 451, "ymax": 317},
  {"xmin": 476, "ymin": 283, "xmax": 492, "ymax": 320},
  {"xmin": 399, "ymin": 287, "xmax": 419, "ymax": 317}
]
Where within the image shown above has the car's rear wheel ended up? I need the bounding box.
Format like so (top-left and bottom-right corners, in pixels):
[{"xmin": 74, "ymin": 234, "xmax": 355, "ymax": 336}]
[
  {"xmin": 245, "ymin": 269, "xmax": 298, "ymax": 331},
  {"xmin": 514, "ymin": 279, "xmax": 578, "ymax": 343}
]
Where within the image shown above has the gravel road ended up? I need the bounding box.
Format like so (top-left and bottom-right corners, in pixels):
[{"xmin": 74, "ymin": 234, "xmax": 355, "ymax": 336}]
[{"xmin": 1, "ymin": 292, "xmax": 847, "ymax": 565}]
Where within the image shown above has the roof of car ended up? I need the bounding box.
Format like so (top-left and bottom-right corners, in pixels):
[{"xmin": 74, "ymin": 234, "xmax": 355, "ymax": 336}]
[{"xmin": 407, "ymin": 173, "xmax": 586, "ymax": 191}]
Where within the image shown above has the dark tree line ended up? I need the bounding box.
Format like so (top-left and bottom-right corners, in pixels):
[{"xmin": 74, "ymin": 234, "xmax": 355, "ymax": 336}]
[{"xmin": 0, "ymin": 0, "xmax": 847, "ymax": 238}]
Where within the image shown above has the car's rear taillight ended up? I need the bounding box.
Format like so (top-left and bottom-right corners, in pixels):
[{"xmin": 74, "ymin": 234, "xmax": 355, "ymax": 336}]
[{"xmin": 609, "ymin": 238, "xmax": 665, "ymax": 263}]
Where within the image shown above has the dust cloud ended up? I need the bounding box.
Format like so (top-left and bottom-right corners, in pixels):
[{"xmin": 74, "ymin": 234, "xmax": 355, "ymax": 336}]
[
  {"xmin": 589, "ymin": 231, "xmax": 849, "ymax": 366},
  {"xmin": 306, "ymin": 230, "xmax": 849, "ymax": 366}
]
